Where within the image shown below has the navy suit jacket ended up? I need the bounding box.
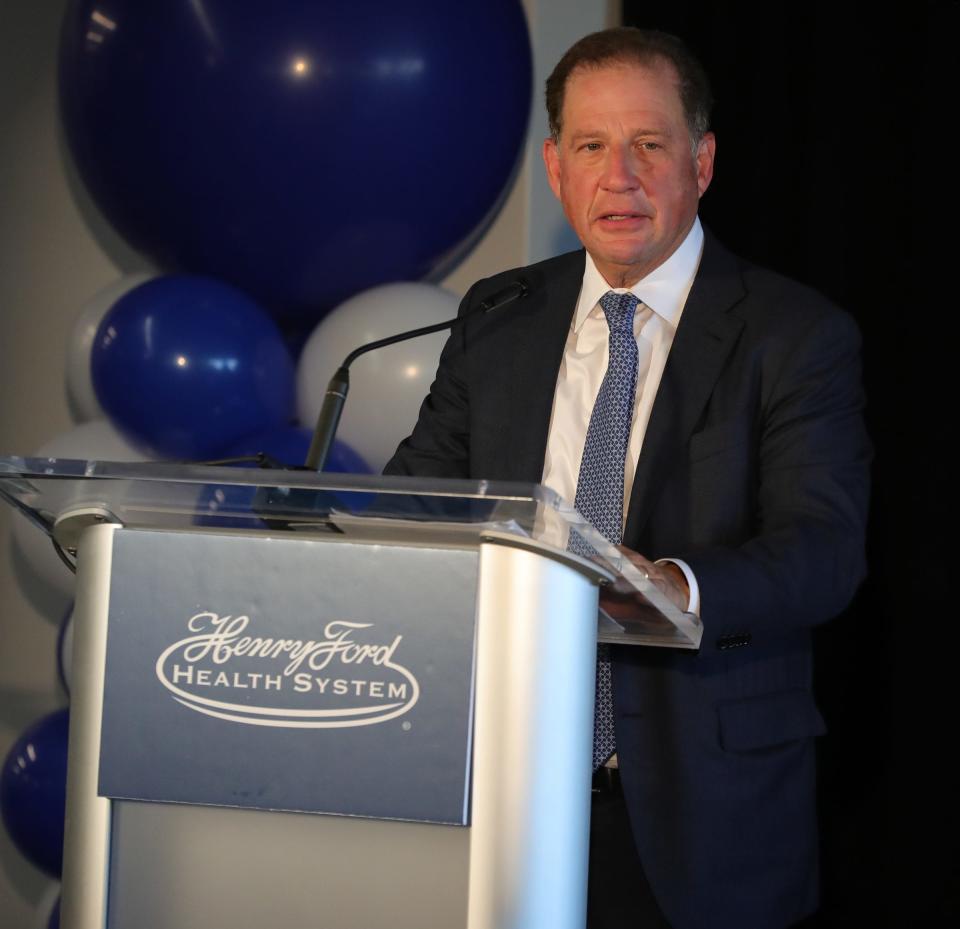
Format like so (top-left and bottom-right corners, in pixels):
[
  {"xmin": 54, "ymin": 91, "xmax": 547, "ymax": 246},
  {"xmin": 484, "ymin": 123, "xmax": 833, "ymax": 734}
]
[{"xmin": 385, "ymin": 233, "xmax": 871, "ymax": 929}]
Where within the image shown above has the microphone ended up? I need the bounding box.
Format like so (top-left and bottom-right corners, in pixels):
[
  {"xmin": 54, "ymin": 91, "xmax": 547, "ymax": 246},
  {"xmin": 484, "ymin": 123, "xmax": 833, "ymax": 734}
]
[
  {"xmin": 304, "ymin": 278, "xmax": 530, "ymax": 471},
  {"xmin": 477, "ymin": 278, "xmax": 529, "ymax": 313}
]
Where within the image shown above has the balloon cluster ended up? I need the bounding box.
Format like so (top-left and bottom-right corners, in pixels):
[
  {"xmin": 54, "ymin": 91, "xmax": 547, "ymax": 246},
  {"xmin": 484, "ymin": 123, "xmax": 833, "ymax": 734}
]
[
  {"xmin": 4, "ymin": 280, "xmax": 460, "ymax": 928},
  {"xmin": 80, "ymin": 274, "xmax": 460, "ymax": 471},
  {"xmin": 4, "ymin": 2, "xmax": 532, "ymax": 921}
]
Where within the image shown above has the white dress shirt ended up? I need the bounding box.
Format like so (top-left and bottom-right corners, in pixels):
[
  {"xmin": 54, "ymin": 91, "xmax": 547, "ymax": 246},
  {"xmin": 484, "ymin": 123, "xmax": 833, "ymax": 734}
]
[{"xmin": 541, "ymin": 217, "xmax": 705, "ymax": 614}]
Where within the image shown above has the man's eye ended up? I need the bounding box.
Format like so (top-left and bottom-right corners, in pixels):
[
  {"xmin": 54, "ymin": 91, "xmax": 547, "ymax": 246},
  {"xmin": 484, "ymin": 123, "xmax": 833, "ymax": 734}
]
[
  {"xmin": 581, "ymin": 142, "xmax": 602, "ymax": 152},
  {"xmin": 639, "ymin": 141, "xmax": 661, "ymax": 151}
]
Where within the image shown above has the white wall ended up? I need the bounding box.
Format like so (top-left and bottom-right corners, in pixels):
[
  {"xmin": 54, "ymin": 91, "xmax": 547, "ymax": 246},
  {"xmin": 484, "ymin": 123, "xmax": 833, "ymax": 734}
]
[{"xmin": 0, "ymin": 1, "xmax": 614, "ymax": 924}]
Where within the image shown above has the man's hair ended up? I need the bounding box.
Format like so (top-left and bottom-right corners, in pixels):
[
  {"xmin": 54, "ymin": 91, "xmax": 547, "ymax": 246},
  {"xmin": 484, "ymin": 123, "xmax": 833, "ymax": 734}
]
[{"xmin": 545, "ymin": 27, "xmax": 713, "ymax": 149}]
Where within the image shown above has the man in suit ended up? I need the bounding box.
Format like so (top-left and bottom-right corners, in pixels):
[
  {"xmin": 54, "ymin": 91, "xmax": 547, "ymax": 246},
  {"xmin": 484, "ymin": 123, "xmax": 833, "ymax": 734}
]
[{"xmin": 385, "ymin": 27, "xmax": 870, "ymax": 929}]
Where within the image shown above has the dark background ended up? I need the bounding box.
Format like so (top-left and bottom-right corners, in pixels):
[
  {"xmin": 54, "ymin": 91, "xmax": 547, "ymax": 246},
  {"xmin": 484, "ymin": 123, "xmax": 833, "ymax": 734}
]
[{"xmin": 621, "ymin": 1, "xmax": 955, "ymax": 924}]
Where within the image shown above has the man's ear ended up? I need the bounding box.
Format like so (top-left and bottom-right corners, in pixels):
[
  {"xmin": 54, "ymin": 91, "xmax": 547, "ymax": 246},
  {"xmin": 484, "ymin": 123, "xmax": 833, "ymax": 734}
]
[
  {"xmin": 542, "ymin": 137, "xmax": 562, "ymax": 201},
  {"xmin": 695, "ymin": 131, "xmax": 716, "ymax": 198}
]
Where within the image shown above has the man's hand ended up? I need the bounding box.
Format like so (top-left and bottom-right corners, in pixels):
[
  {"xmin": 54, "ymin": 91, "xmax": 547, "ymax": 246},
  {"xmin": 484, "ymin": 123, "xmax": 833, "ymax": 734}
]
[{"xmin": 611, "ymin": 547, "xmax": 691, "ymax": 613}]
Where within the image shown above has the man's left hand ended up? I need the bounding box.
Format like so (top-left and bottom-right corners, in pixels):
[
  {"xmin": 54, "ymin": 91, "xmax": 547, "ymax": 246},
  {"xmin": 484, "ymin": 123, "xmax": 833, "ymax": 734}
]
[{"xmin": 612, "ymin": 547, "xmax": 691, "ymax": 613}]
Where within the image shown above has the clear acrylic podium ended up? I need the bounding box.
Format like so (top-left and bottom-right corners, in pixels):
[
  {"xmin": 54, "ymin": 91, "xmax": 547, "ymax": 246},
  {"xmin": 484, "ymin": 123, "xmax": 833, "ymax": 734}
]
[{"xmin": 0, "ymin": 457, "xmax": 701, "ymax": 929}]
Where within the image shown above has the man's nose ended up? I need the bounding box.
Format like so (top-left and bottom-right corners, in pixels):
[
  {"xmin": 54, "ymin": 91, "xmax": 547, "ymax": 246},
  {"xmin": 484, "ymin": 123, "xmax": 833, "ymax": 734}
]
[{"xmin": 600, "ymin": 145, "xmax": 640, "ymax": 191}]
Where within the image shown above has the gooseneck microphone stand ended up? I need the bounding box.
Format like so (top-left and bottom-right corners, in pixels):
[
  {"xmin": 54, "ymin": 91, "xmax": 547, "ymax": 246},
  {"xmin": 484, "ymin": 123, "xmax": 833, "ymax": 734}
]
[{"xmin": 304, "ymin": 279, "xmax": 529, "ymax": 471}]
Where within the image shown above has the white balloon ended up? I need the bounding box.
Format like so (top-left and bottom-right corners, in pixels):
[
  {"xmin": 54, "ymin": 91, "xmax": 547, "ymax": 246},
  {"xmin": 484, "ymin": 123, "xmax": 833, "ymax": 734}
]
[
  {"xmin": 11, "ymin": 420, "xmax": 147, "ymax": 601},
  {"xmin": 296, "ymin": 282, "xmax": 460, "ymax": 470},
  {"xmin": 65, "ymin": 272, "xmax": 155, "ymax": 422},
  {"xmin": 34, "ymin": 417, "xmax": 147, "ymax": 462},
  {"xmin": 33, "ymin": 880, "xmax": 61, "ymax": 929}
]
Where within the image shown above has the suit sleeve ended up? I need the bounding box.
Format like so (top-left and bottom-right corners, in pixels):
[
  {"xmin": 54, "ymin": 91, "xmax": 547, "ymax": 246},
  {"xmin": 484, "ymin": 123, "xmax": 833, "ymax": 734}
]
[
  {"xmin": 383, "ymin": 281, "xmax": 480, "ymax": 479},
  {"xmin": 682, "ymin": 309, "xmax": 871, "ymax": 650}
]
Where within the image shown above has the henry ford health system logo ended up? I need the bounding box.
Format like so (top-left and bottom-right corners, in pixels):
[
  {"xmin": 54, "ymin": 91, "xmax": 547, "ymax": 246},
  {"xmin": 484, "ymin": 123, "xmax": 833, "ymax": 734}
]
[{"xmin": 155, "ymin": 612, "xmax": 420, "ymax": 728}]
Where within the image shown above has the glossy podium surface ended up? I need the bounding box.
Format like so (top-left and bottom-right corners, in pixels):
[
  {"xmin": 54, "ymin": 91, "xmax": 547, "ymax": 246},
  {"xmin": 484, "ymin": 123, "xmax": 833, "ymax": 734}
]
[{"xmin": 0, "ymin": 457, "xmax": 702, "ymax": 649}]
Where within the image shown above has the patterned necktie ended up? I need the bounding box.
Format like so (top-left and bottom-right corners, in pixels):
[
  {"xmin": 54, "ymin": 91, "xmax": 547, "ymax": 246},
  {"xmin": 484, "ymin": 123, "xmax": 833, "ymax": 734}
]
[{"xmin": 573, "ymin": 290, "xmax": 640, "ymax": 769}]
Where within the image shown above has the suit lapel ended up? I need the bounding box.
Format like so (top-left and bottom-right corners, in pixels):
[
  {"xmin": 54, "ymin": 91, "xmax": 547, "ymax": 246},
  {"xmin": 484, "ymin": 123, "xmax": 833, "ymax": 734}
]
[
  {"xmin": 624, "ymin": 234, "xmax": 746, "ymax": 543},
  {"xmin": 505, "ymin": 251, "xmax": 585, "ymax": 482}
]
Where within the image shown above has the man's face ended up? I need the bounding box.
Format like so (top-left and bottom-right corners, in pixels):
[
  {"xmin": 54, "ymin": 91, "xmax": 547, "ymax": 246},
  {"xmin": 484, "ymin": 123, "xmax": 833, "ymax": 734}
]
[{"xmin": 543, "ymin": 60, "xmax": 715, "ymax": 287}]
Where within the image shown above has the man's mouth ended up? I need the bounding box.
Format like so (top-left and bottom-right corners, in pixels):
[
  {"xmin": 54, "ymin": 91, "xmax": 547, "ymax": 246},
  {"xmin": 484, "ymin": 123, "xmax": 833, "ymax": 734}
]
[{"xmin": 597, "ymin": 212, "xmax": 647, "ymax": 223}]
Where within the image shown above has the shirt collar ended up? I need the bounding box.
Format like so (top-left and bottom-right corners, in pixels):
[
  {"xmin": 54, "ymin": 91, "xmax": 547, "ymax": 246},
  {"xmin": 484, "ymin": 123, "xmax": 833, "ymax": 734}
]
[{"xmin": 572, "ymin": 216, "xmax": 705, "ymax": 332}]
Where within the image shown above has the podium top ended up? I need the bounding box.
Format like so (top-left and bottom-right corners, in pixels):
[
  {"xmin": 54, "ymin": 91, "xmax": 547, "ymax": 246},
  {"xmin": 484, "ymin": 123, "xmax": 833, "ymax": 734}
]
[{"xmin": 0, "ymin": 456, "xmax": 701, "ymax": 648}]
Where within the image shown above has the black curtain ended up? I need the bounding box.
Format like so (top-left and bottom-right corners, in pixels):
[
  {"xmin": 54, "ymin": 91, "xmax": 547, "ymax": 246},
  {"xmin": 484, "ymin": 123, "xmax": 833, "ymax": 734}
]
[{"xmin": 618, "ymin": 2, "xmax": 954, "ymax": 925}]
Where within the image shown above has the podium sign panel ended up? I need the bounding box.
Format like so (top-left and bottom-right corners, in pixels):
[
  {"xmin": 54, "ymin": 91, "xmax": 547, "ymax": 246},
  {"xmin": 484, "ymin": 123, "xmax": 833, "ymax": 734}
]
[{"xmin": 99, "ymin": 530, "xmax": 478, "ymax": 824}]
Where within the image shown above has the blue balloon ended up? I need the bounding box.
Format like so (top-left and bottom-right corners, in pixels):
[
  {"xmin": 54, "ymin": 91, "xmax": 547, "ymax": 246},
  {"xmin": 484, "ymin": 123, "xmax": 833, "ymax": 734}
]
[
  {"xmin": 91, "ymin": 276, "xmax": 295, "ymax": 459},
  {"xmin": 59, "ymin": 1, "xmax": 532, "ymax": 318},
  {"xmin": 1, "ymin": 710, "xmax": 69, "ymax": 878}
]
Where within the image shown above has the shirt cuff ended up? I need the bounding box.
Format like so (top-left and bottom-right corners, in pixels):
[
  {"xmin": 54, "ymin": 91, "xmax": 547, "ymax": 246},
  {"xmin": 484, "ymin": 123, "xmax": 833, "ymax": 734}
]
[{"xmin": 655, "ymin": 558, "xmax": 701, "ymax": 616}]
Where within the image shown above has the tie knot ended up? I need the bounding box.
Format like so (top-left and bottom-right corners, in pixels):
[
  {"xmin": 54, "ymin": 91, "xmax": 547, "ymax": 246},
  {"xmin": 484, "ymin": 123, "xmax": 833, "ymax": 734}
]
[{"xmin": 599, "ymin": 291, "xmax": 639, "ymax": 334}]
